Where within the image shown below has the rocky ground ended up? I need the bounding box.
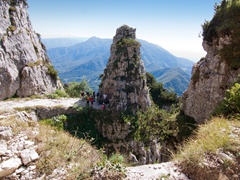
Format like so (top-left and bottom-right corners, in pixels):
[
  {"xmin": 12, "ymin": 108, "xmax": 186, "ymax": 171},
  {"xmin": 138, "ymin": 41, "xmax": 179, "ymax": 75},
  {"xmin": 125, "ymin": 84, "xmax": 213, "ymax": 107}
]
[
  {"xmin": 125, "ymin": 162, "xmax": 189, "ymax": 180},
  {"xmin": 0, "ymin": 98, "xmax": 188, "ymax": 179},
  {"xmin": 1, "ymin": 98, "xmax": 239, "ymax": 179}
]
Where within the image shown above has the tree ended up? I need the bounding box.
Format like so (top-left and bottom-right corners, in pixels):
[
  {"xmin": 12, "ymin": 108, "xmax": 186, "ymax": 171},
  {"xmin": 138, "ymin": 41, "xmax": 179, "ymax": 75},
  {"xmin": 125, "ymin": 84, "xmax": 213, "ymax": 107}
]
[
  {"xmin": 146, "ymin": 72, "xmax": 179, "ymax": 108},
  {"xmin": 64, "ymin": 80, "xmax": 92, "ymax": 97}
]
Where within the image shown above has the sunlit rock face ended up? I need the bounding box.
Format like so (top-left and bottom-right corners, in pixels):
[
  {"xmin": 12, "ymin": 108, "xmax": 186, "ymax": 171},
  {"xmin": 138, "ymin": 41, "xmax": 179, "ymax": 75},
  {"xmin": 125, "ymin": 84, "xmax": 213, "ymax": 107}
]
[
  {"xmin": 0, "ymin": 0, "xmax": 62, "ymax": 100},
  {"xmin": 182, "ymin": 35, "xmax": 240, "ymax": 124},
  {"xmin": 99, "ymin": 25, "xmax": 151, "ymax": 113}
]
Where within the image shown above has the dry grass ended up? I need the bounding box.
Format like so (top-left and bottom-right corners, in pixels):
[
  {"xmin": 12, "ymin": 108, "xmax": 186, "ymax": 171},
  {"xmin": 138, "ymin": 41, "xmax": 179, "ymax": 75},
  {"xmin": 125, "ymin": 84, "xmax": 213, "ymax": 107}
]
[
  {"xmin": 174, "ymin": 117, "xmax": 232, "ymax": 164},
  {"xmin": 0, "ymin": 111, "xmax": 38, "ymax": 135},
  {"xmin": 0, "ymin": 110, "xmax": 103, "ymax": 179},
  {"xmin": 174, "ymin": 117, "xmax": 240, "ymax": 179},
  {"xmin": 35, "ymin": 123, "xmax": 102, "ymax": 179}
]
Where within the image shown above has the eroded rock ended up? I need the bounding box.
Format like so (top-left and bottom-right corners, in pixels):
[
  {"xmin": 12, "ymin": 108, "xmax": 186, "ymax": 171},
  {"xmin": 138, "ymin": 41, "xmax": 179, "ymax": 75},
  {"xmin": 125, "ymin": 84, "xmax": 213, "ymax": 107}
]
[
  {"xmin": 0, "ymin": 0, "xmax": 62, "ymax": 100},
  {"xmin": 99, "ymin": 25, "xmax": 151, "ymax": 113}
]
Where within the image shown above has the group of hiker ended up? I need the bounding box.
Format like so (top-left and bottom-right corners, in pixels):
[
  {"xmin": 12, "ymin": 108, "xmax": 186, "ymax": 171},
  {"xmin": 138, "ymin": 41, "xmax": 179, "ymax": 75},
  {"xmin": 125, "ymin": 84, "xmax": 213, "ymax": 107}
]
[{"xmin": 80, "ymin": 91, "xmax": 109, "ymax": 110}]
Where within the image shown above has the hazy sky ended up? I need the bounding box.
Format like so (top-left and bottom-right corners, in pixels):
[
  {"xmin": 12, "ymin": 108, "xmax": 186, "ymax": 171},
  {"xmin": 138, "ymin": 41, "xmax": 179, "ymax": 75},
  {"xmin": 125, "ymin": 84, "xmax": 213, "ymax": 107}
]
[{"xmin": 27, "ymin": 0, "xmax": 222, "ymax": 62}]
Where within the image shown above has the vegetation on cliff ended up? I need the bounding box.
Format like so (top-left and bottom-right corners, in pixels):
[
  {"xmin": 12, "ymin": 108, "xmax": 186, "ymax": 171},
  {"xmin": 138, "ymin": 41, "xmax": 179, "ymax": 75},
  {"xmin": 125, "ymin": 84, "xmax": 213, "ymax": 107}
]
[
  {"xmin": 214, "ymin": 82, "xmax": 240, "ymax": 118},
  {"xmin": 146, "ymin": 72, "xmax": 179, "ymax": 108},
  {"xmin": 202, "ymin": 0, "xmax": 240, "ymax": 69}
]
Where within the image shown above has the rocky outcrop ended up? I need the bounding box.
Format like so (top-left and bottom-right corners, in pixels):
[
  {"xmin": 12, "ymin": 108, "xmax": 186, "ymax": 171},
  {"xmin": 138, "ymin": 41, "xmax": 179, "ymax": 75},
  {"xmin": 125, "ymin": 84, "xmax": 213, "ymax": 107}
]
[
  {"xmin": 182, "ymin": 35, "xmax": 240, "ymax": 124},
  {"xmin": 99, "ymin": 25, "xmax": 151, "ymax": 113},
  {"xmin": 0, "ymin": 0, "xmax": 62, "ymax": 100},
  {"xmin": 97, "ymin": 117, "xmax": 175, "ymax": 165},
  {"xmin": 182, "ymin": 1, "xmax": 240, "ymax": 124}
]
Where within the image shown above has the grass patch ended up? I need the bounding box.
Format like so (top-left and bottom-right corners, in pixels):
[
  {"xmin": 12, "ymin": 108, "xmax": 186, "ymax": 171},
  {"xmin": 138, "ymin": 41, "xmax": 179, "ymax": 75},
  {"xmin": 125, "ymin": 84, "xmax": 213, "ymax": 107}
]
[
  {"xmin": 174, "ymin": 117, "xmax": 240, "ymax": 164},
  {"xmin": 35, "ymin": 123, "xmax": 102, "ymax": 179},
  {"xmin": 173, "ymin": 117, "xmax": 240, "ymax": 179}
]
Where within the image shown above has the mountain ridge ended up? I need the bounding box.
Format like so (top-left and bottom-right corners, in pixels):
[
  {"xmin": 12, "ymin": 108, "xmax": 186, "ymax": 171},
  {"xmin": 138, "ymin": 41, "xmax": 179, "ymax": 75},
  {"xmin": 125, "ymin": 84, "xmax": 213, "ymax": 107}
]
[{"xmin": 45, "ymin": 37, "xmax": 194, "ymax": 95}]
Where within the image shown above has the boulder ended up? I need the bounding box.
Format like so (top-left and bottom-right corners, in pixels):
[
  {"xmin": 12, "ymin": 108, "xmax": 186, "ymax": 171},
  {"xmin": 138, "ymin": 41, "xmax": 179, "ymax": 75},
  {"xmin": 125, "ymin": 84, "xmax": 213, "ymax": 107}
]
[{"xmin": 0, "ymin": 157, "xmax": 22, "ymax": 177}]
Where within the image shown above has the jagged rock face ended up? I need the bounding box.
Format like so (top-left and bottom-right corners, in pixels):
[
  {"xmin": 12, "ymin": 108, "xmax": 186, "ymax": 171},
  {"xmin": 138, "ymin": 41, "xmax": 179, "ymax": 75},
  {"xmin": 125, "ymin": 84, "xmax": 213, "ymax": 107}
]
[
  {"xmin": 99, "ymin": 25, "xmax": 151, "ymax": 113},
  {"xmin": 0, "ymin": 0, "xmax": 62, "ymax": 100},
  {"xmin": 182, "ymin": 36, "xmax": 240, "ymax": 124}
]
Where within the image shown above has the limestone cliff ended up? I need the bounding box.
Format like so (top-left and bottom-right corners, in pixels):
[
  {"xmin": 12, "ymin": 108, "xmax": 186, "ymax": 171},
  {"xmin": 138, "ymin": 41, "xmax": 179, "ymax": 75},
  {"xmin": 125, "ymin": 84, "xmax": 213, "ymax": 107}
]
[
  {"xmin": 182, "ymin": 1, "xmax": 240, "ymax": 124},
  {"xmin": 99, "ymin": 25, "xmax": 151, "ymax": 113},
  {"xmin": 0, "ymin": 0, "xmax": 62, "ymax": 100}
]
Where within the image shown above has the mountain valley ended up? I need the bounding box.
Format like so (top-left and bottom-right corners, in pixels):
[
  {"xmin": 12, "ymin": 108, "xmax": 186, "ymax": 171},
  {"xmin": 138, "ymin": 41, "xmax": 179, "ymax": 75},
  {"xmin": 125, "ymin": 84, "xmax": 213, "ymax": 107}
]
[{"xmin": 44, "ymin": 37, "xmax": 194, "ymax": 95}]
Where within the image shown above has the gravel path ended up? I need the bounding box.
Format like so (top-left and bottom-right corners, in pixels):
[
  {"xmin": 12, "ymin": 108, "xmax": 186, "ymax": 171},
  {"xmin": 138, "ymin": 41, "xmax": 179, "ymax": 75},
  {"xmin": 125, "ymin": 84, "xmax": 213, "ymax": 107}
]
[{"xmin": 0, "ymin": 98, "xmax": 102, "ymax": 112}]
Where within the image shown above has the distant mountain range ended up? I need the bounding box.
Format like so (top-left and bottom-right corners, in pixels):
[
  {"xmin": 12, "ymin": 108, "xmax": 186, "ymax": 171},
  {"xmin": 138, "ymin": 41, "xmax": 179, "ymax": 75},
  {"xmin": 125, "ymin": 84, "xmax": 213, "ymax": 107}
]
[
  {"xmin": 42, "ymin": 37, "xmax": 88, "ymax": 49},
  {"xmin": 44, "ymin": 37, "xmax": 194, "ymax": 95}
]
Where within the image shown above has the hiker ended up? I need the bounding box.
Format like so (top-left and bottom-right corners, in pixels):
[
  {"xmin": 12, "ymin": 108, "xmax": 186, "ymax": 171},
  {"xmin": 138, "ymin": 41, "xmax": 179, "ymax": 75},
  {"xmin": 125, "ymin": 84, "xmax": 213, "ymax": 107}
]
[
  {"xmin": 101, "ymin": 103, "xmax": 106, "ymax": 110},
  {"xmin": 81, "ymin": 92, "xmax": 85, "ymax": 101},
  {"xmin": 97, "ymin": 92, "xmax": 100, "ymax": 104},
  {"xmin": 89, "ymin": 96, "xmax": 94, "ymax": 107},
  {"xmin": 93, "ymin": 91, "xmax": 95, "ymax": 101},
  {"xmin": 86, "ymin": 95, "xmax": 90, "ymax": 107},
  {"xmin": 99, "ymin": 94, "xmax": 103, "ymax": 104},
  {"xmin": 103, "ymin": 93, "xmax": 107, "ymax": 103}
]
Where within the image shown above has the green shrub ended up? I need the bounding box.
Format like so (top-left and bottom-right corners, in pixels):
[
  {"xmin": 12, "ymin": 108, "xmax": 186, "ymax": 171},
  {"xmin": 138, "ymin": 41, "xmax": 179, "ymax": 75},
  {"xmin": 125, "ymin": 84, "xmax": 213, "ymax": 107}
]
[
  {"xmin": 223, "ymin": 83, "xmax": 240, "ymax": 113},
  {"xmin": 214, "ymin": 82, "xmax": 240, "ymax": 117},
  {"xmin": 117, "ymin": 38, "xmax": 141, "ymax": 48},
  {"xmin": 176, "ymin": 111, "xmax": 197, "ymax": 142},
  {"xmin": 46, "ymin": 89, "xmax": 69, "ymax": 99},
  {"xmin": 92, "ymin": 151, "xmax": 126, "ymax": 179},
  {"xmin": 109, "ymin": 153, "xmax": 125, "ymax": 164},
  {"xmin": 40, "ymin": 115, "xmax": 67, "ymax": 131},
  {"xmin": 64, "ymin": 80, "xmax": 92, "ymax": 98},
  {"xmin": 64, "ymin": 109, "xmax": 105, "ymax": 148},
  {"xmin": 202, "ymin": 0, "xmax": 240, "ymax": 69},
  {"xmin": 146, "ymin": 72, "xmax": 179, "ymax": 108},
  {"xmin": 46, "ymin": 64, "xmax": 58, "ymax": 79},
  {"xmin": 134, "ymin": 105, "xmax": 178, "ymax": 144}
]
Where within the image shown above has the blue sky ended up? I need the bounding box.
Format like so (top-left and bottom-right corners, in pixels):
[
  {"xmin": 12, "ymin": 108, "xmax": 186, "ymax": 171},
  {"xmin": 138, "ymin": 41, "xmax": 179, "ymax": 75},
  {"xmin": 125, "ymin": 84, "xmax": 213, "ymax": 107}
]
[{"xmin": 27, "ymin": 0, "xmax": 222, "ymax": 62}]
